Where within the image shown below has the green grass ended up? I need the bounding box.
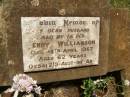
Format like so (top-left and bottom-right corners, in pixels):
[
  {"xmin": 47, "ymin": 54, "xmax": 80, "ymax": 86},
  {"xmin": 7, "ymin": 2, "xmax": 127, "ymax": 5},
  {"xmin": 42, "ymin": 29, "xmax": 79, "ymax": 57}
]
[{"xmin": 110, "ymin": 0, "xmax": 130, "ymax": 8}]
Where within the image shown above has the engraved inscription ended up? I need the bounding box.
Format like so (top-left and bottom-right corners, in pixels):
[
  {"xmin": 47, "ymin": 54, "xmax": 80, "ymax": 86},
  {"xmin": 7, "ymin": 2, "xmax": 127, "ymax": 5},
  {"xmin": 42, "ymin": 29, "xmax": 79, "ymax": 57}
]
[{"xmin": 21, "ymin": 17, "xmax": 100, "ymax": 72}]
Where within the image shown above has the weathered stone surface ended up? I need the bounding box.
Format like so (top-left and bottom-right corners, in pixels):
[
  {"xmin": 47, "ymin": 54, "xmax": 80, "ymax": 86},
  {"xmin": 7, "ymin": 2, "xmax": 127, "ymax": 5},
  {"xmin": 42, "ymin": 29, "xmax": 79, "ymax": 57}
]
[
  {"xmin": 109, "ymin": 9, "xmax": 129, "ymax": 71},
  {"xmin": 0, "ymin": 0, "xmax": 111, "ymax": 85},
  {"xmin": 0, "ymin": 0, "xmax": 129, "ymax": 90},
  {"xmin": 21, "ymin": 17, "xmax": 100, "ymax": 72},
  {"xmin": 0, "ymin": 3, "xmax": 9, "ymax": 85},
  {"xmin": 122, "ymin": 11, "xmax": 130, "ymax": 97}
]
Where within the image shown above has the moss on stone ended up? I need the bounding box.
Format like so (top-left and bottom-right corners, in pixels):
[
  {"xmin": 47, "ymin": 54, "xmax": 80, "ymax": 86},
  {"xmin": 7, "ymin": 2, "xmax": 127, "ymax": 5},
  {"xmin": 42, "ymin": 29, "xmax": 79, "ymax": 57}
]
[{"xmin": 110, "ymin": 0, "xmax": 130, "ymax": 8}]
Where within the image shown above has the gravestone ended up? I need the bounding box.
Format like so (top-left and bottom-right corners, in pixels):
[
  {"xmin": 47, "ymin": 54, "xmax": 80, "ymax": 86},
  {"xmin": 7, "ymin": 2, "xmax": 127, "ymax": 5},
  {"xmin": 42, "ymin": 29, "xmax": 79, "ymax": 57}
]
[
  {"xmin": 21, "ymin": 17, "xmax": 100, "ymax": 72},
  {"xmin": 0, "ymin": 0, "xmax": 129, "ymax": 92},
  {"xmin": 0, "ymin": 0, "xmax": 130, "ymax": 97},
  {"xmin": 1, "ymin": 0, "xmax": 110, "ymax": 85}
]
